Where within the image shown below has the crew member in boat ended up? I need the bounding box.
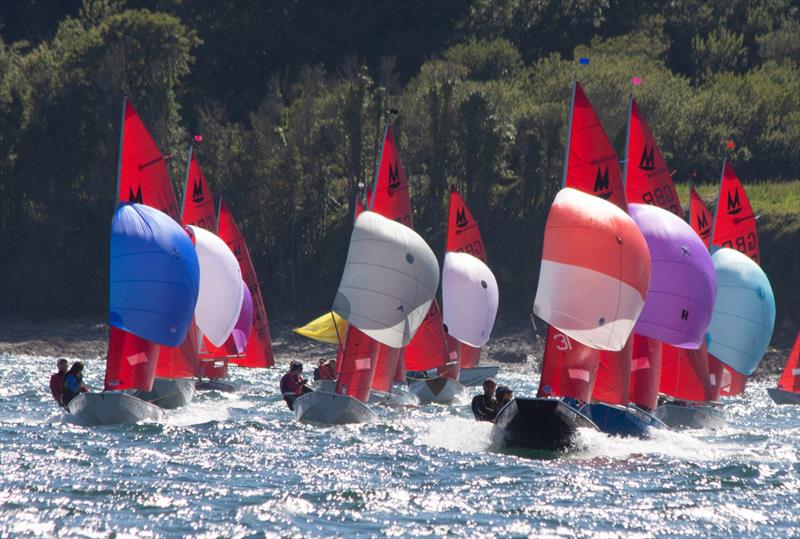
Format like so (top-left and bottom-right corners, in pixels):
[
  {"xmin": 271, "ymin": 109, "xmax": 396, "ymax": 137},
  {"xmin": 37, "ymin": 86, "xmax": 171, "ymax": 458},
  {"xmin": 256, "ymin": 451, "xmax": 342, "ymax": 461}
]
[
  {"xmin": 280, "ymin": 361, "xmax": 312, "ymax": 410},
  {"xmin": 322, "ymin": 359, "xmax": 337, "ymax": 380},
  {"xmin": 61, "ymin": 361, "xmax": 88, "ymax": 406},
  {"xmin": 495, "ymin": 385, "xmax": 513, "ymax": 409},
  {"xmin": 49, "ymin": 358, "xmax": 68, "ymax": 407},
  {"xmin": 313, "ymin": 359, "xmax": 327, "ymax": 382},
  {"xmin": 471, "ymin": 379, "xmax": 498, "ymax": 422}
]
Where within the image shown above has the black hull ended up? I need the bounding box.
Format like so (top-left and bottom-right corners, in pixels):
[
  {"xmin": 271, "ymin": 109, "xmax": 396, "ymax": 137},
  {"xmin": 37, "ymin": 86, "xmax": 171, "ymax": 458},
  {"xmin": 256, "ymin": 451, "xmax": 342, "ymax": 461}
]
[
  {"xmin": 767, "ymin": 387, "xmax": 800, "ymax": 405},
  {"xmin": 491, "ymin": 397, "xmax": 598, "ymax": 452},
  {"xmin": 195, "ymin": 379, "xmax": 238, "ymax": 393}
]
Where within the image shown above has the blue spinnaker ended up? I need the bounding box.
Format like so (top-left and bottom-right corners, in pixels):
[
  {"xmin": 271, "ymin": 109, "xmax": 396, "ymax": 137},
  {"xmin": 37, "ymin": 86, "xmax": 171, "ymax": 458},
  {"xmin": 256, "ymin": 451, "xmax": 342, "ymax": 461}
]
[
  {"xmin": 706, "ymin": 248, "xmax": 775, "ymax": 375},
  {"xmin": 109, "ymin": 203, "xmax": 200, "ymax": 347}
]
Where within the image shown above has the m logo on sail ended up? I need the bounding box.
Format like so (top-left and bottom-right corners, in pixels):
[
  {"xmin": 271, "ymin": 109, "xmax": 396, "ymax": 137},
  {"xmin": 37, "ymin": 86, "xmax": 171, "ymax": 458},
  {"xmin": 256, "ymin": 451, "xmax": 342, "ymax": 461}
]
[
  {"xmin": 696, "ymin": 212, "xmax": 710, "ymax": 237},
  {"xmin": 128, "ymin": 185, "xmax": 143, "ymax": 204},
  {"xmin": 388, "ymin": 161, "xmax": 401, "ymax": 192},
  {"xmin": 192, "ymin": 179, "xmax": 204, "ymax": 203},
  {"xmin": 456, "ymin": 207, "xmax": 468, "ymax": 228},
  {"xmin": 727, "ymin": 188, "xmax": 742, "ymax": 215},
  {"xmin": 639, "ymin": 145, "xmax": 655, "ymax": 171},
  {"xmin": 593, "ymin": 166, "xmax": 611, "ymax": 199}
]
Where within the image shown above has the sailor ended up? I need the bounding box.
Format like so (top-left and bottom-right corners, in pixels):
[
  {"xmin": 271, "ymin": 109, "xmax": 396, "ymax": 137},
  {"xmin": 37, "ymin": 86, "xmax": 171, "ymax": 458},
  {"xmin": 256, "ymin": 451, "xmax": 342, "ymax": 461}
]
[
  {"xmin": 49, "ymin": 358, "xmax": 68, "ymax": 406},
  {"xmin": 313, "ymin": 359, "xmax": 327, "ymax": 381},
  {"xmin": 280, "ymin": 361, "xmax": 312, "ymax": 410},
  {"xmin": 495, "ymin": 385, "xmax": 514, "ymax": 409},
  {"xmin": 61, "ymin": 361, "xmax": 88, "ymax": 406},
  {"xmin": 471, "ymin": 379, "xmax": 498, "ymax": 422},
  {"xmin": 320, "ymin": 359, "xmax": 337, "ymax": 380}
]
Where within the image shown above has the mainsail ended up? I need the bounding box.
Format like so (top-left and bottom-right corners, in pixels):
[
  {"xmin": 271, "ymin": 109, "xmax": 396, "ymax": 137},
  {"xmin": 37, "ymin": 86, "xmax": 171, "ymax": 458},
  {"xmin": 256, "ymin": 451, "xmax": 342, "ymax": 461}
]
[
  {"xmin": 104, "ymin": 328, "xmax": 160, "ymax": 392},
  {"xmin": 711, "ymin": 160, "xmax": 759, "ymax": 264},
  {"xmin": 537, "ymin": 328, "xmax": 599, "ymax": 403},
  {"xmin": 659, "ymin": 342, "xmax": 716, "ymax": 402},
  {"xmin": 217, "ymin": 201, "xmax": 275, "ymax": 368},
  {"xmin": 690, "ymin": 187, "xmax": 713, "ymax": 248},
  {"xmin": 777, "ymin": 332, "xmax": 800, "ymax": 393}
]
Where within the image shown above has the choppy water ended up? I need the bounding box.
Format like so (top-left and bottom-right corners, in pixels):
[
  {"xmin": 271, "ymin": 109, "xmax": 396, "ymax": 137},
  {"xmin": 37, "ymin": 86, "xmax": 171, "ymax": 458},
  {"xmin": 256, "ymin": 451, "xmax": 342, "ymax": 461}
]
[{"xmin": 1, "ymin": 352, "xmax": 798, "ymax": 537}]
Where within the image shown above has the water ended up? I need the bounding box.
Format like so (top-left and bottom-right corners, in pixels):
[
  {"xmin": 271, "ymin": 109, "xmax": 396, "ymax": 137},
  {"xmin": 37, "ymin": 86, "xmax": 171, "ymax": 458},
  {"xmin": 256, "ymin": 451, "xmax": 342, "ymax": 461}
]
[{"xmin": 1, "ymin": 352, "xmax": 798, "ymax": 537}]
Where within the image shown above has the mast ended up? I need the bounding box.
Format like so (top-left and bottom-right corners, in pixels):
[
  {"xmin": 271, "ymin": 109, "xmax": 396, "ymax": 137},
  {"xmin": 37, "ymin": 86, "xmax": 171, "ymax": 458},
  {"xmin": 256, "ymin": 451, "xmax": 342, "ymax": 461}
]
[
  {"xmin": 709, "ymin": 156, "xmax": 727, "ymax": 248},
  {"xmin": 621, "ymin": 93, "xmax": 633, "ymax": 189},
  {"xmin": 179, "ymin": 144, "xmax": 194, "ymax": 223},
  {"xmin": 369, "ymin": 122, "xmax": 391, "ymax": 212},
  {"xmin": 114, "ymin": 97, "xmax": 127, "ymax": 210},
  {"xmin": 560, "ymin": 78, "xmax": 576, "ymax": 188}
]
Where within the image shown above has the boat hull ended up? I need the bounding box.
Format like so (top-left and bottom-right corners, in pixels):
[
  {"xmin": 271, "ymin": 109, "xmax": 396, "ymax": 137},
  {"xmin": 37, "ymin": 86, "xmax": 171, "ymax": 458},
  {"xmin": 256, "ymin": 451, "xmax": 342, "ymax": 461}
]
[
  {"xmin": 67, "ymin": 392, "xmax": 164, "ymax": 426},
  {"xmin": 133, "ymin": 377, "xmax": 195, "ymax": 409},
  {"xmin": 195, "ymin": 379, "xmax": 238, "ymax": 393},
  {"xmin": 767, "ymin": 388, "xmax": 800, "ymax": 405},
  {"xmin": 491, "ymin": 397, "xmax": 598, "ymax": 451},
  {"xmin": 408, "ymin": 377, "xmax": 466, "ymax": 404},
  {"xmin": 368, "ymin": 386, "xmax": 420, "ymax": 407},
  {"xmin": 294, "ymin": 391, "xmax": 378, "ymax": 425},
  {"xmin": 652, "ymin": 401, "xmax": 727, "ymax": 430},
  {"xmin": 458, "ymin": 366, "xmax": 500, "ymax": 387},
  {"xmin": 583, "ymin": 402, "xmax": 666, "ymax": 438}
]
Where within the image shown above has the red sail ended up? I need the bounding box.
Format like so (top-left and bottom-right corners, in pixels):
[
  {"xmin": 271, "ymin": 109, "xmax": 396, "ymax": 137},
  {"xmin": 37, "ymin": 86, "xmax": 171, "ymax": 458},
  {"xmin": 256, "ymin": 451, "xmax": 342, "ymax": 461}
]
[
  {"xmin": 713, "ymin": 358, "xmax": 748, "ymax": 397},
  {"xmin": 370, "ymin": 125, "xmax": 413, "ymax": 227},
  {"xmin": 777, "ymin": 332, "xmax": 800, "ymax": 393},
  {"xmin": 625, "ymin": 98, "xmax": 682, "ymax": 216},
  {"xmin": 660, "ymin": 342, "xmax": 715, "ymax": 402},
  {"xmin": 371, "ymin": 345, "xmax": 402, "ymax": 392},
  {"xmin": 405, "ymin": 301, "xmax": 450, "ymax": 373},
  {"xmin": 711, "ymin": 160, "xmax": 759, "ymax": 264},
  {"xmin": 335, "ymin": 326, "xmax": 380, "ymax": 403},
  {"xmin": 592, "ymin": 337, "xmax": 633, "ymax": 405},
  {"xmin": 155, "ymin": 321, "xmax": 200, "ymax": 379},
  {"xmin": 446, "ymin": 334, "xmax": 482, "ymax": 370},
  {"xmin": 565, "ymin": 81, "xmax": 627, "ymax": 211},
  {"xmin": 537, "ymin": 326, "xmax": 599, "ymax": 402},
  {"xmin": 446, "ymin": 185, "xmax": 487, "ymax": 263},
  {"xmin": 628, "ymin": 334, "xmax": 662, "ymax": 410},
  {"xmin": 690, "ymin": 187, "xmax": 713, "ymax": 248},
  {"xmin": 181, "ymin": 148, "xmax": 218, "ymax": 232},
  {"xmin": 117, "ymin": 99, "xmax": 179, "ymax": 220},
  {"xmin": 104, "ymin": 327, "xmax": 160, "ymax": 392},
  {"xmin": 217, "ymin": 201, "xmax": 275, "ymax": 368}
]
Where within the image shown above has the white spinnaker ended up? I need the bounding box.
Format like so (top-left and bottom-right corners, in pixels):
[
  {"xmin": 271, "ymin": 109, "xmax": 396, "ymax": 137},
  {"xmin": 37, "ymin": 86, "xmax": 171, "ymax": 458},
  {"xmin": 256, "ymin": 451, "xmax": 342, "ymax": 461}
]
[
  {"xmin": 442, "ymin": 251, "xmax": 498, "ymax": 347},
  {"xmin": 333, "ymin": 211, "xmax": 440, "ymax": 348},
  {"xmin": 188, "ymin": 225, "xmax": 244, "ymax": 347}
]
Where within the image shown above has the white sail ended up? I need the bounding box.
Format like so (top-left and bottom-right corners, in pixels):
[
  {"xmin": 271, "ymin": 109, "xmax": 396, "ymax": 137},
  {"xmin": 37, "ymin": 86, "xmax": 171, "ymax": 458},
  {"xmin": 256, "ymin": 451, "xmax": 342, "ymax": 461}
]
[
  {"xmin": 333, "ymin": 211, "xmax": 439, "ymax": 348},
  {"xmin": 707, "ymin": 248, "xmax": 775, "ymax": 375},
  {"xmin": 188, "ymin": 225, "xmax": 244, "ymax": 346},
  {"xmin": 442, "ymin": 251, "xmax": 498, "ymax": 347}
]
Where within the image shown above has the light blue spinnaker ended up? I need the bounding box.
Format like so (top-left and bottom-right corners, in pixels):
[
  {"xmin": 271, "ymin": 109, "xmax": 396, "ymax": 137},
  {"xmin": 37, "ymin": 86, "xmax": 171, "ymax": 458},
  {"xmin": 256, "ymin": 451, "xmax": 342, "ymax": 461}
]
[
  {"xmin": 706, "ymin": 248, "xmax": 775, "ymax": 376},
  {"xmin": 109, "ymin": 203, "xmax": 200, "ymax": 347}
]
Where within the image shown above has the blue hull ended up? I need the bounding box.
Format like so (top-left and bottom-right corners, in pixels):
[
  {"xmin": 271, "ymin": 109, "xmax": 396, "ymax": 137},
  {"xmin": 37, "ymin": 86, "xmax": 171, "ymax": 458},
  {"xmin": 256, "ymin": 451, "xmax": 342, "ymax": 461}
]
[{"xmin": 582, "ymin": 402, "xmax": 667, "ymax": 438}]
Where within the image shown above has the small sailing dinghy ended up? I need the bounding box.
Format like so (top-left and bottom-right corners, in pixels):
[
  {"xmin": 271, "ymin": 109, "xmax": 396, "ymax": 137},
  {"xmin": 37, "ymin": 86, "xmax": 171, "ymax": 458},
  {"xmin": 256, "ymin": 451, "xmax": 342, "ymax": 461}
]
[
  {"xmin": 444, "ymin": 186, "xmax": 500, "ymax": 387},
  {"xmin": 69, "ymin": 203, "xmax": 200, "ymax": 425},
  {"xmin": 293, "ymin": 211, "xmax": 439, "ymax": 424},
  {"xmin": 768, "ymin": 332, "xmax": 800, "ymax": 404}
]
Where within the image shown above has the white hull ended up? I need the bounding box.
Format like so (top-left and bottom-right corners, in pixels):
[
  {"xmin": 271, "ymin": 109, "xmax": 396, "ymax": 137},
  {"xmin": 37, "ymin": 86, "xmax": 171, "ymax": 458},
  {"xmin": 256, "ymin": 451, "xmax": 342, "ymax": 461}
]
[
  {"xmin": 312, "ymin": 380, "xmax": 337, "ymax": 393},
  {"xmin": 653, "ymin": 401, "xmax": 726, "ymax": 430},
  {"xmin": 67, "ymin": 392, "xmax": 164, "ymax": 426},
  {"xmin": 133, "ymin": 377, "xmax": 196, "ymax": 409},
  {"xmin": 368, "ymin": 386, "xmax": 420, "ymax": 407},
  {"xmin": 458, "ymin": 366, "xmax": 499, "ymax": 387},
  {"xmin": 408, "ymin": 377, "xmax": 466, "ymax": 404},
  {"xmin": 294, "ymin": 391, "xmax": 378, "ymax": 425}
]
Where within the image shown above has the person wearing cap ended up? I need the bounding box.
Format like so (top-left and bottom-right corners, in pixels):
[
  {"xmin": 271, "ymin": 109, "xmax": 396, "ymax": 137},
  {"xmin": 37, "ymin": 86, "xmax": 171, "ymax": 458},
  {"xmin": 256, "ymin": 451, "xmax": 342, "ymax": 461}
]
[
  {"xmin": 280, "ymin": 361, "xmax": 312, "ymax": 410},
  {"xmin": 49, "ymin": 358, "xmax": 69, "ymax": 407},
  {"xmin": 495, "ymin": 385, "xmax": 514, "ymax": 410},
  {"xmin": 471, "ymin": 379, "xmax": 498, "ymax": 422}
]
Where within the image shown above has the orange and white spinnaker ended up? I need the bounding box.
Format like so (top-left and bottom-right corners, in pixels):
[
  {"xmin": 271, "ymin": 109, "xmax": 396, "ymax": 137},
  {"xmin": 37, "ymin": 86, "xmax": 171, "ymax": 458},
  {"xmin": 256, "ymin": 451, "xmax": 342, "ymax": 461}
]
[{"xmin": 533, "ymin": 188, "xmax": 651, "ymax": 351}]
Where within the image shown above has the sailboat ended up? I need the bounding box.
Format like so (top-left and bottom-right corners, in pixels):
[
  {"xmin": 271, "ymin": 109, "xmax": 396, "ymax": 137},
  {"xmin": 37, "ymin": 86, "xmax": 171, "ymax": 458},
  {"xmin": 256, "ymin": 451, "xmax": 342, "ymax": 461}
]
[
  {"xmin": 708, "ymin": 160, "xmax": 761, "ymax": 396},
  {"xmin": 293, "ymin": 210, "xmax": 440, "ymax": 424},
  {"xmin": 116, "ymin": 98, "xmax": 198, "ymax": 409},
  {"xmin": 444, "ymin": 185, "xmax": 500, "ymax": 387},
  {"xmin": 768, "ymin": 331, "xmax": 800, "ymax": 404},
  {"xmin": 179, "ymin": 146, "xmax": 252, "ymax": 392},
  {"xmin": 68, "ymin": 203, "xmax": 200, "ymax": 425}
]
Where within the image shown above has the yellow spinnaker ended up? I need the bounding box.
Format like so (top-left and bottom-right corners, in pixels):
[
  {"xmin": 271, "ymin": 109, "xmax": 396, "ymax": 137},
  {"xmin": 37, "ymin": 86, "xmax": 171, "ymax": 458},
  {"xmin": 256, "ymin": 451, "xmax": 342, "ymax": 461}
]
[{"xmin": 293, "ymin": 311, "xmax": 348, "ymax": 344}]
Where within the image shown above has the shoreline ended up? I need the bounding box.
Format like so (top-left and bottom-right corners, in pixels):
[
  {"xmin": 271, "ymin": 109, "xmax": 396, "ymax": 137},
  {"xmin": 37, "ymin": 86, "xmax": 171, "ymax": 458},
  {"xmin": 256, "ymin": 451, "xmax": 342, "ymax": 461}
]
[{"xmin": 0, "ymin": 316, "xmax": 788, "ymax": 380}]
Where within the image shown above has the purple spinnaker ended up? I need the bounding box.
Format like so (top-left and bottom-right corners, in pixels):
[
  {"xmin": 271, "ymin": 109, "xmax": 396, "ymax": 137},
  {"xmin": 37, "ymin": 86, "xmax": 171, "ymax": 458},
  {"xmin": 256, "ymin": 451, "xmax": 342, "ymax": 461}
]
[
  {"xmin": 232, "ymin": 281, "xmax": 253, "ymax": 354},
  {"xmin": 628, "ymin": 203, "xmax": 716, "ymax": 348}
]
